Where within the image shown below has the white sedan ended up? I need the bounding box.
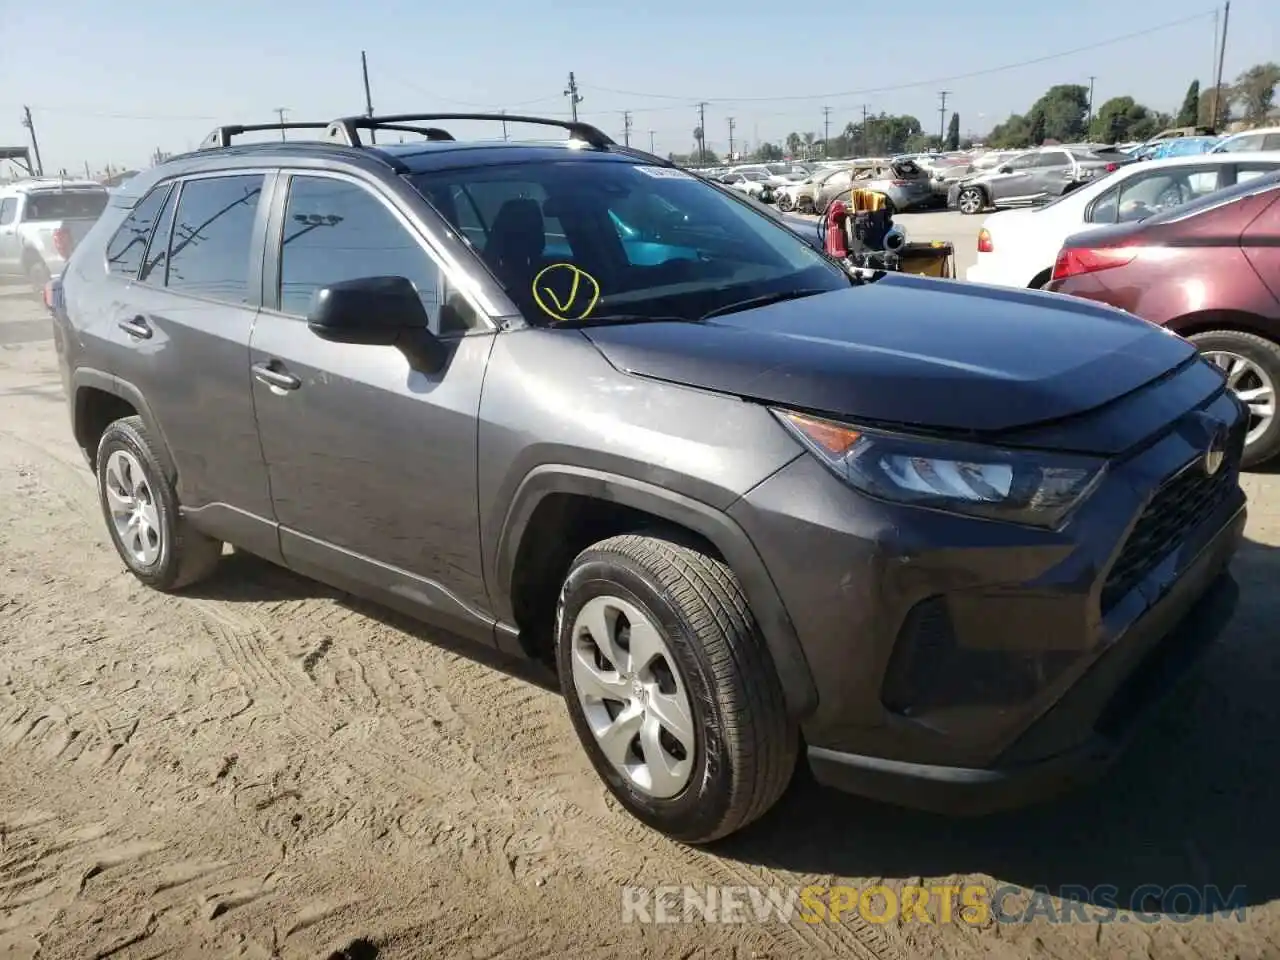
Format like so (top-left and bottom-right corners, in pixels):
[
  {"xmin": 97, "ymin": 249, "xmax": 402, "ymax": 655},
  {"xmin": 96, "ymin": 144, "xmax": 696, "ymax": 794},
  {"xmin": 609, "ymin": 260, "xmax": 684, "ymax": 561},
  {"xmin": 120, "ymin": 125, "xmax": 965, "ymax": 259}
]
[{"xmin": 964, "ymin": 151, "xmax": 1280, "ymax": 289}]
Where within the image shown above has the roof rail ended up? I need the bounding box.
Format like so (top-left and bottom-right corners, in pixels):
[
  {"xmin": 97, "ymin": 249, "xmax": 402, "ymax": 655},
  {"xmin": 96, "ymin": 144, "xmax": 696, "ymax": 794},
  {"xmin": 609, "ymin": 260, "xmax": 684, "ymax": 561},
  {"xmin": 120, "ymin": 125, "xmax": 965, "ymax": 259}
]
[
  {"xmin": 325, "ymin": 113, "xmax": 615, "ymax": 150},
  {"xmin": 198, "ymin": 122, "xmax": 333, "ymax": 150}
]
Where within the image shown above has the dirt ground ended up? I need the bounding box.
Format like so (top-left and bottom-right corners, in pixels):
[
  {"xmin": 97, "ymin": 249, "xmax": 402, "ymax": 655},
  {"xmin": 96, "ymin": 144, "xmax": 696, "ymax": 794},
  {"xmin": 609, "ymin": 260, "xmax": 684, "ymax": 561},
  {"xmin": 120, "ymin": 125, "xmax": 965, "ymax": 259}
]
[{"xmin": 2, "ymin": 282, "xmax": 1279, "ymax": 960}]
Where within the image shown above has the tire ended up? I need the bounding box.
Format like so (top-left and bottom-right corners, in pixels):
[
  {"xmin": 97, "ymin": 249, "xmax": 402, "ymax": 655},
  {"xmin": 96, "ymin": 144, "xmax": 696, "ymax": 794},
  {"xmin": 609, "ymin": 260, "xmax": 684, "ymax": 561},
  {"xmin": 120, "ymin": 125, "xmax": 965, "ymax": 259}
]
[
  {"xmin": 25, "ymin": 258, "xmax": 51, "ymax": 298},
  {"xmin": 957, "ymin": 186, "xmax": 985, "ymax": 215},
  {"xmin": 776, "ymin": 194, "xmax": 794, "ymax": 212},
  {"xmin": 1188, "ymin": 330, "xmax": 1280, "ymax": 468},
  {"xmin": 95, "ymin": 416, "xmax": 223, "ymax": 590},
  {"xmin": 556, "ymin": 533, "xmax": 797, "ymax": 844}
]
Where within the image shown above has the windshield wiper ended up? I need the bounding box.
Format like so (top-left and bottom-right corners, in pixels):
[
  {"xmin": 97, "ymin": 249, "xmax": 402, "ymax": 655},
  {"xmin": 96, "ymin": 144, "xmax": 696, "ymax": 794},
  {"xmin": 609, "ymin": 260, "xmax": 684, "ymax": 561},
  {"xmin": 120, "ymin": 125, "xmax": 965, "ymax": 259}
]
[
  {"xmin": 551, "ymin": 313, "xmax": 698, "ymax": 329},
  {"xmin": 698, "ymin": 288, "xmax": 830, "ymax": 321}
]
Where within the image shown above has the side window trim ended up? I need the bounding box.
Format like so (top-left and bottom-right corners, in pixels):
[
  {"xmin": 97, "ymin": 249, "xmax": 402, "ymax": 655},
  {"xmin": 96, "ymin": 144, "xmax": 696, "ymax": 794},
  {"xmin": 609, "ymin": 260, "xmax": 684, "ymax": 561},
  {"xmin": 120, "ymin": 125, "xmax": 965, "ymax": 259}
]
[
  {"xmin": 265, "ymin": 169, "xmax": 496, "ymax": 331},
  {"xmin": 1085, "ymin": 183, "xmax": 1120, "ymax": 224},
  {"xmin": 137, "ymin": 181, "xmax": 178, "ymax": 286}
]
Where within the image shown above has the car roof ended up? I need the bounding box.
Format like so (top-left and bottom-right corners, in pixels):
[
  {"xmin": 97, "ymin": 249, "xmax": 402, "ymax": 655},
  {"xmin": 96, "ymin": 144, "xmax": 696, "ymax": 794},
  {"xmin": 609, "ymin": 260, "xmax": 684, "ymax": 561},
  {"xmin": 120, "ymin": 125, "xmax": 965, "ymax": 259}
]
[
  {"xmin": 1126, "ymin": 150, "xmax": 1280, "ymax": 170},
  {"xmin": 1219, "ymin": 126, "xmax": 1280, "ymax": 139},
  {"xmin": 1, "ymin": 177, "xmax": 106, "ymax": 195}
]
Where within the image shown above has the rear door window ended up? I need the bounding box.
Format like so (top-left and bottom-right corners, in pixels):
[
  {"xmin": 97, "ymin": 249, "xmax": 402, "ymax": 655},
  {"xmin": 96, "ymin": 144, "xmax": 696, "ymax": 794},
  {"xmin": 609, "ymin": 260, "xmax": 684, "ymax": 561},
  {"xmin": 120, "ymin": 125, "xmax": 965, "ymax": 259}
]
[
  {"xmin": 165, "ymin": 175, "xmax": 264, "ymax": 304},
  {"xmin": 0, "ymin": 198, "xmax": 15, "ymax": 225},
  {"xmin": 23, "ymin": 190, "xmax": 109, "ymax": 221},
  {"xmin": 105, "ymin": 185, "xmax": 172, "ymax": 279}
]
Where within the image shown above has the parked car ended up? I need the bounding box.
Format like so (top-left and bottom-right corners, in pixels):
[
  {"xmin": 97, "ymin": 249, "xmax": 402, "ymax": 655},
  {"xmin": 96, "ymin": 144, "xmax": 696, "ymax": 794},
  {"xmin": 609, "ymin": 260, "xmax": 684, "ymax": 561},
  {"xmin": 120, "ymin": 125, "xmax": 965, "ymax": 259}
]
[
  {"xmin": 1046, "ymin": 171, "xmax": 1280, "ymax": 467},
  {"xmin": 719, "ymin": 170, "xmax": 774, "ymax": 202},
  {"xmin": 966, "ymin": 152, "xmax": 1280, "ymax": 289},
  {"xmin": 0, "ymin": 178, "xmax": 109, "ymax": 291},
  {"xmin": 1212, "ymin": 126, "xmax": 1280, "ymax": 153},
  {"xmin": 948, "ymin": 147, "xmax": 1132, "ymax": 215},
  {"xmin": 775, "ymin": 165, "xmax": 850, "ymax": 213},
  {"xmin": 51, "ymin": 112, "xmax": 1247, "ymax": 843},
  {"xmin": 816, "ymin": 158, "xmax": 933, "ymax": 213}
]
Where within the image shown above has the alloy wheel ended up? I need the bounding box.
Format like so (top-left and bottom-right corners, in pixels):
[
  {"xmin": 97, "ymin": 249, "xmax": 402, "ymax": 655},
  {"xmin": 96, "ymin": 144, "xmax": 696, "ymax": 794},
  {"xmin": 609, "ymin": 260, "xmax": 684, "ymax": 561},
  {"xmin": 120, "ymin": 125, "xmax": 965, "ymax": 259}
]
[
  {"xmin": 958, "ymin": 188, "xmax": 983, "ymax": 214},
  {"xmin": 1202, "ymin": 350, "xmax": 1276, "ymax": 448},
  {"xmin": 569, "ymin": 594, "xmax": 696, "ymax": 799},
  {"xmin": 103, "ymin": 449, "xmax": 163, "ymax": 566}
]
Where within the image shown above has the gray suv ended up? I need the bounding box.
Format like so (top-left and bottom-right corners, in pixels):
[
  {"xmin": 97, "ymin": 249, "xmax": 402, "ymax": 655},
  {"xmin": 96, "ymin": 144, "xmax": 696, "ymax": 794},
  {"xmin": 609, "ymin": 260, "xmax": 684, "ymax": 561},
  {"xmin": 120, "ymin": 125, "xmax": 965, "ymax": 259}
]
[
  {"xmin": 50, "ymin": 114, "xmax": 1248, "ymax": 843},
  {"xmin": 948, "ymin": 146, "xmax": 1130, "ymax": 214}
]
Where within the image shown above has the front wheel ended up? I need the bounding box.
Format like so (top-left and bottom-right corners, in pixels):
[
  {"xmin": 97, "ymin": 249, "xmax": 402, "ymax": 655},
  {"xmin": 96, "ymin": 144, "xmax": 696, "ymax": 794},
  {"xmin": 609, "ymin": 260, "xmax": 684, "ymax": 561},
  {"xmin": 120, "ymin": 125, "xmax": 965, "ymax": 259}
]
[
  {"xmin": 776, "ymin": 193, "xmax": 794, "ymax": 212},
  {"xmin": 957, "ymin": 186, "xmax": 985, "ymax": 215},
  {"xmin": 556, "ymin": 533, "xmax": 797, "ymax": 844},
  {"xmin": 1190, "ymin": 330, "xmax": 1280, "ymax": 468}
]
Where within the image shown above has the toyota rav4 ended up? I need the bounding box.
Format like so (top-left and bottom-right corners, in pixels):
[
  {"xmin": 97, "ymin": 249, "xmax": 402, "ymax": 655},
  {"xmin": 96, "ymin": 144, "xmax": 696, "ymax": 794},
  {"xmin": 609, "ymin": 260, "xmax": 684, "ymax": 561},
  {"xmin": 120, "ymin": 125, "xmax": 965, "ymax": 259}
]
[{"xmin": 49, "ymin": 114, "xmax": 1247, "ymax": 843}]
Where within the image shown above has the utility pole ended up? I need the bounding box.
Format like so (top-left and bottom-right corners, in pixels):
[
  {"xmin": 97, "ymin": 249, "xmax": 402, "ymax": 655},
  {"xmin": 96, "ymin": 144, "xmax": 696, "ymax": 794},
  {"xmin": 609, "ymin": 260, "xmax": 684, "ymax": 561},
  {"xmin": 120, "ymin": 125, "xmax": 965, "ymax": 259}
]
[
  {"xmin": 727, "ymin": 117, "xmax": 735, "ymax": 160},
  {"xmin": 274, "ymin": 107, "xmax": 289, "ymax": 141},
  {"xmin": 20, "ymin": 107, "xmax": 44, "ymax": 176},
  {"xmin": 937, "ymin": 91, "xmax": 949, "ymax": 147},
  {"xmin": 564, "ymin": 72, "xmax": 583, "ymax": 122},
  {"xmin": 649, "ymin": 129, "xmax": 656, "ymax": 153},
  {"xmin": 623, "ymin": 111, "xmax": 633, "ymax": 147},
  {"xmin": 1087, "ymin": 76, "xmax": 1096, "ymax": 125},
  {"xmin": 501, "ymin": 110, "xmax": 509, "ymax": 141},
  {"xmin": 361, "ymin": 50, "xmax": 377, "ymax": 143},
  {"xmin": 822, "ymin": 106, "xmax": 831, "ymax": 157},
  {"xmin": 697, "ymin": 102, "xmax": 707, "ymax": 165},
  {"xmin": 860, "ymin": 104, "xmax": 869, "ymax": 155},
  {"xmin": 1212, "ymin": 1, "xmax": 1231, "ymax": 130}
]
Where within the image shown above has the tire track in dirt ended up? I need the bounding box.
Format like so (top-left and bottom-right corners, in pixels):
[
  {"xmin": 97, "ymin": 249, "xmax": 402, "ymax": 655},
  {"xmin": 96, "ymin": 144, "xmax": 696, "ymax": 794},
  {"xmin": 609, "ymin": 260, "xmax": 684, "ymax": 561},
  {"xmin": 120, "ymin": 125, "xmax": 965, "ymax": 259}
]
[{"xmin": 0, "ymin": 425, "xmax": 897, "ymax": 959}]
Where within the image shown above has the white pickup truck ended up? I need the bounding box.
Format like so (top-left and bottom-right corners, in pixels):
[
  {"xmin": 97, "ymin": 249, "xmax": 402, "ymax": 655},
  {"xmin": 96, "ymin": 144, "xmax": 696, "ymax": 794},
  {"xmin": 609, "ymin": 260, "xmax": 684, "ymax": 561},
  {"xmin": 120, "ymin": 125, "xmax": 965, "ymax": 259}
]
[{"xmin": 0, "ymin": 178, "xmax": 110, "ymax": 292}]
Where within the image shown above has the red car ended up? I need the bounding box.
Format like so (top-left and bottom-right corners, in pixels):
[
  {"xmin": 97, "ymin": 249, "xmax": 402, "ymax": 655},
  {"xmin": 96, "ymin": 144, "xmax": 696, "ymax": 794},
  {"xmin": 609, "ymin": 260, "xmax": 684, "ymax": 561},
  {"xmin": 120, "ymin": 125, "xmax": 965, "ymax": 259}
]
[{"xmin": 1046, "ymin": 172, "xmax": 1280, "ymax": 468}]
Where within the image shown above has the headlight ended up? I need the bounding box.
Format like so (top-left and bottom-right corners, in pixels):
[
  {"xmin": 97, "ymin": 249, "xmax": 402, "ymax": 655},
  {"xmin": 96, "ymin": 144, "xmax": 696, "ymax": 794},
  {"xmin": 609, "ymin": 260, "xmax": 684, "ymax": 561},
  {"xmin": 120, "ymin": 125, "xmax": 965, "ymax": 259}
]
[{"xmin": 772, "ymin": 409, "xmax": 1104, "ymax": 528}]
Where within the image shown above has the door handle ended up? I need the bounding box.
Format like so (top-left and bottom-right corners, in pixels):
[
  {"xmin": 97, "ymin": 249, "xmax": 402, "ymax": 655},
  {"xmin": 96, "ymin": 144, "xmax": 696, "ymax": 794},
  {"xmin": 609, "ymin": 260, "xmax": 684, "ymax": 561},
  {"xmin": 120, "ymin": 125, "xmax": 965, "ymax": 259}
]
[
  {"xmin": 251, "ymin": 360, "xmax": 301, "ymax": 392},
  {"xmin": 118, "ymin": 315, "xmax": 152, "ymax": 340}
]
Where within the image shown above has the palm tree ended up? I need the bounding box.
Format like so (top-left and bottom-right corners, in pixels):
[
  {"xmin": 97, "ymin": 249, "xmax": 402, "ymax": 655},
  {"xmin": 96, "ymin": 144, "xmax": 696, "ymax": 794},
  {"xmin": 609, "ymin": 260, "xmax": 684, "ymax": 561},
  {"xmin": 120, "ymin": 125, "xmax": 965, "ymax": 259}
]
[
  {"xmin": 786, "ymin": 132, "xmax": 802, "ymax": 157},
  {"xmin": 802, "ymin": 132, "xmax": 817, "ymax": 158}
]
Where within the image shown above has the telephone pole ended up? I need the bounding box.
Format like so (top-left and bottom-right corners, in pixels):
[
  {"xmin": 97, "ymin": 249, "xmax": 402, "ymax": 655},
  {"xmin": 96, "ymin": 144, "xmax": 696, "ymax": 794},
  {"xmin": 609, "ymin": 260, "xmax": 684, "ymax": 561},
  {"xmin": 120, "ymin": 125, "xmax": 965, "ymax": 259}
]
[
  {"xmin": 697, "ymin": 101, "xmax": 707, "ymax": 165},
  {"xmin": 1087, "ymin": 76, "xmax": 1096, "ymax": 125},
  {"xmin": 274, "ymin": 107, "xmax": 289, "ymax": 140},
  {"xmin": 361, "ymin": 50, "xmax": 377, "ymax": 143},
  {"xmin": 860, "ymin": 104, "xmax": 870, "ymax": 155},
  {"xmin": 937, "ymin": 91, "xmax": 949, "ymax": 147},
  {"xmin": 564, "ymin": 72, "xmax": 583, "ymax": 122},
  {"xmin": 623, "ymin": 110, "xmax": 633, "ymax": 147},
  {"xmin": 727, "ymin": 117, "xmax": 736, "ymax": 160},
  {"xmin": 822, "ymin": 106, "xmax": 831, "ymax": 157},
  {"xmin": 649, "ymin": 129, "xmax": 656, "ymax": 153},
  {"xmin": 1212, "ymin": 1, "xmax": 1231, "ymax": 129},
  {"xmin": 20, "ymin": 106, "xmax": 44, "ymax": 176}
]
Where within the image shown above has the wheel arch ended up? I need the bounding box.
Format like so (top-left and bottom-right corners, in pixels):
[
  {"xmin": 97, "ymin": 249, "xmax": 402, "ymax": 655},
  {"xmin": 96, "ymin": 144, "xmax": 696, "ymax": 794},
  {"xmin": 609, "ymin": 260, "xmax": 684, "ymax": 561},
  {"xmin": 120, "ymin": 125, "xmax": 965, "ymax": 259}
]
[
  {"xmin": 495, "ymin": 465, "xmax": 818, "ymax": 718},
  {"xmin": 1168, "ymin": 309, "xmax": 1279, "ymax": 343},
  {"xmin": 72, "ymin": 368, "xmax": 178, "ymax": 480}
]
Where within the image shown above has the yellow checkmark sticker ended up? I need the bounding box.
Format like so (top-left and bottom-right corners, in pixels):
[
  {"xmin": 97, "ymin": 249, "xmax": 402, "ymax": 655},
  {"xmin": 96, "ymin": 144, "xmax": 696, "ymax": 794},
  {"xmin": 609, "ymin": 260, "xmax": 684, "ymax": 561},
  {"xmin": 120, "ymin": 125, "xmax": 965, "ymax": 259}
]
[{"xmin": 532, "ymin": 262, "xmax": 601, "ymax": 322}]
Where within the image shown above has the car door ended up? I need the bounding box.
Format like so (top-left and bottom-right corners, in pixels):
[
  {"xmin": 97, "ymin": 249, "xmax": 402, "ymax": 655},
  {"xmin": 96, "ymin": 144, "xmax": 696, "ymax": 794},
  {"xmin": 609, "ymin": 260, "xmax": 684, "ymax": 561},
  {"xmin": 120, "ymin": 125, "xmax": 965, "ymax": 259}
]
[
  {"xmin": 1241, "ymin": 190, "xmax": 1280, "ymax": 304},
  {"xmin": 248, "ymin": 170, "xmax": 497, "ymax": 645},
  {"xmin": 99, "ymin": 171, "xmax": 278, "ymax": 559},
  {"xmin": 817, "ymin": 168, "xmax": 853, "ymax": 209},
  {"xmin": 0, "ymin": 197, "xmax": 20, "ymax": 274},
  {"xmin": 986, "ymin": 152, "xmax": 1037, "ymax": 202},
  {"xmin": 1025, "ymin": 150, "xmax": 1072, "ymax": 199}
]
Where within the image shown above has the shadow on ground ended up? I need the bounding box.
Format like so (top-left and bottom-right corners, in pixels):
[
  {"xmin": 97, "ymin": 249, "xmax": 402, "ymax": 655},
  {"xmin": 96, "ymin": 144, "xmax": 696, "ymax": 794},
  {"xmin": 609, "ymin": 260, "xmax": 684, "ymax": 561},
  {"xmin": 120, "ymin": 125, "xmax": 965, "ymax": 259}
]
[{"xmin": 185, "ymin": 532, "xmax": 1279, "ymax": 915}]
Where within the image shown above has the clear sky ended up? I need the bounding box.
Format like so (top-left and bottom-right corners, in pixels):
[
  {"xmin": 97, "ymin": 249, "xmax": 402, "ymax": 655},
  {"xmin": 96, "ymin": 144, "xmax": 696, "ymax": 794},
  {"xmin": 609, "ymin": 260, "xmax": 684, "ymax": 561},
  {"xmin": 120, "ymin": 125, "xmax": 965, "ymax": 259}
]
[{"xmin": 1, "ymin": 0, "xmax": 1275, "ymax": 173}]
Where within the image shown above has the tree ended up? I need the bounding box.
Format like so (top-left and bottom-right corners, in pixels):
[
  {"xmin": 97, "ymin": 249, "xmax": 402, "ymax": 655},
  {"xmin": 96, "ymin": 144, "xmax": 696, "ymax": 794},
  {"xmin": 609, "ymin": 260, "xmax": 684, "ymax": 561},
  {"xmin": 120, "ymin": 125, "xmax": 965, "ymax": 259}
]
[
  {"xmin": 1027, "ymin": 85, "xmax": 1089, "ymax": 142},
  {"xmin": 1177, "ymin": 80, "xmax": 1201, "ymax": 126},
  {"xmin": 785, "ymin": 132, "xmax": 802, "ymax": 157},
  {"xmin": 1199, "ymin": 84, "xmax": 1233, "ymax": 128},
  {"xmin": 1029, "ymin": 109, "xmax": 1047, "ymax": 146},
  {"xmin": 755, "ymin": 142, "xmax": 783, "ymax": 161},
  {"xmin": 802, "ymin": 131, "xmax": 817, "ymax": 157},
  {"xmin": 987, "ymin": 114, "xmax": 1031, "ymax": 148},
  {"xmin": 1088, "ymin": 96, "xmax": 1156, "ymax": 143},
  {"xmin": 946, "ymin": 112, "xmax": 960, "ymax": 150},
  {"xmin": 1232, "ymin": 62, "xmax": 1280, "ymax": 125}
]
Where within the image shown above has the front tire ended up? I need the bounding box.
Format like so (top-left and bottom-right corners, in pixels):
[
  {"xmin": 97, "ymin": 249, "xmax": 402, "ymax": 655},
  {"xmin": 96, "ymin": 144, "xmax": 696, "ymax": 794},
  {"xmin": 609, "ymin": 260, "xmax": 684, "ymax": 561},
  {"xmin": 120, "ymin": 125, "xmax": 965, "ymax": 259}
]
[
  {"xmin": 1190, "ymin": 330, "xmax": 1280, "ymax": 468},
  {"xmin": 556, "ymin": 533, "xmax": 797, "ymax": 844},
  {"xmin": 96, "ymin": 416, "xmax": 223, "ymax": 591},
  {"xmin": 957, "ymin": 186, "xmax": 985, "ymax": 215}
]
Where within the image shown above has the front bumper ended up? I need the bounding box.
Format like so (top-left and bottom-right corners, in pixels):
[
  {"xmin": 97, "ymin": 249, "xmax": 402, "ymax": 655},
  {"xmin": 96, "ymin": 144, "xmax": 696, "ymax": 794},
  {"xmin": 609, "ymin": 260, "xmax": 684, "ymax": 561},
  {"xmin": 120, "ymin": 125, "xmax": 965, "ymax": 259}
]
[{"xmin": 728, "ymin": 386, "xmax": 1248, "ymax": 814}]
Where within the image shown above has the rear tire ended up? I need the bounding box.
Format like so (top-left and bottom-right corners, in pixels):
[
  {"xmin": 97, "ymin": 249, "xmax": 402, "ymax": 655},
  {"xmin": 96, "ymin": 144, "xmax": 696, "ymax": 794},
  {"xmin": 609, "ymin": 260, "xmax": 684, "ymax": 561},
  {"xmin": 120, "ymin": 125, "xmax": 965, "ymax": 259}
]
[
  {"xmin": 24, "ymin": 258, "xmax": 50, "ymax": 298},
  {"xmin": 556, "ymin": 533, "xmax": 798, "ymax": 844},
  {"xmin": 1189, "ymin": 330, "xmax": 1280, "ymax": 468},
  {"xmin": 96, "ymin": 416, "xmax": 223, "ymax": 591}
]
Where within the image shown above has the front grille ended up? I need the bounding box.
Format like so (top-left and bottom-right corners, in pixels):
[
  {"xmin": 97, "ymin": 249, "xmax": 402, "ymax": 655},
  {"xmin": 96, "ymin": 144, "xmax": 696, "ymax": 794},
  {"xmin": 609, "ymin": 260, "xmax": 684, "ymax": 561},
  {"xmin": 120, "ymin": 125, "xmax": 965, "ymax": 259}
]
[{"xmin": 1100, "ymin": 451, "xmax": 1237, "ymax": 612}]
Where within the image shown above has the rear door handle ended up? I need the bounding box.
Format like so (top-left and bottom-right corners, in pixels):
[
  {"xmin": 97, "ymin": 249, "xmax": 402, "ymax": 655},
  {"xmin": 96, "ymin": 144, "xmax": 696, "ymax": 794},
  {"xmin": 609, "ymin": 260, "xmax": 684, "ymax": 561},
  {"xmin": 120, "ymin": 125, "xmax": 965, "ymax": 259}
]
[
  {"xmin": 118, "ymin": 315, "xmax": 152, "ymax": 340},
  {"xmin": 251, "ymin": 360, "xmax": 301, "ymax": 392}
]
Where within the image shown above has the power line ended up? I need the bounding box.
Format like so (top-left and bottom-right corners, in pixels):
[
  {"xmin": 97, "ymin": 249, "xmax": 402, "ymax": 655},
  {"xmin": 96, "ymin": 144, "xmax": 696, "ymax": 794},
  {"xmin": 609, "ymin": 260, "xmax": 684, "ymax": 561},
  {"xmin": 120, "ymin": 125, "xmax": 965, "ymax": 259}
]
[{"xmin": 579, "ymin": 10, "xmax": 1215, "ymax": 104}]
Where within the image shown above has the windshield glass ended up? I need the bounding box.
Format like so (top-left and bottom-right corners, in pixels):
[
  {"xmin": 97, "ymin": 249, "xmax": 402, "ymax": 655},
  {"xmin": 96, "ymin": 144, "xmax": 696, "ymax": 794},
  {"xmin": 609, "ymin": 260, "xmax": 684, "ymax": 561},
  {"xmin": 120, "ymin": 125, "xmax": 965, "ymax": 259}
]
[
  {"xmin": 24, "ymin": 190, "xmax": 109, "ymax": 221},
  {"xmin": 410, "ymin": 159, "xmax": 846, "ymax": 324}
]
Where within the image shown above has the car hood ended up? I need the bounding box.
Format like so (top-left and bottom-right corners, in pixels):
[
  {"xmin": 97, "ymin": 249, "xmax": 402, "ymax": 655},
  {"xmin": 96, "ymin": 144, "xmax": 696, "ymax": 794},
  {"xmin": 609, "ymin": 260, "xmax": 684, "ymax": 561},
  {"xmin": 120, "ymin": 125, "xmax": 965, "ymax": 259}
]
[{"xmin": 581, "ymin": 276, "xmax": 1197, "ymax": 434}]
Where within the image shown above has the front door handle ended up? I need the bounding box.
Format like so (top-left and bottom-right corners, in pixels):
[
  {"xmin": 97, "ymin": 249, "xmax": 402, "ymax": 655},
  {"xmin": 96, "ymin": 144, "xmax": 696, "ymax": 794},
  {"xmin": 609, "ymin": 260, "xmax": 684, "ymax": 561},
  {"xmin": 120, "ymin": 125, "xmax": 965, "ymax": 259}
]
[
  {"xmin": 251, "ymin": 360, "xmax": 301, "ymax": 392},
  {"xmin": 118, "ymin": 315, "xmax": 152, "ymax": 340}
]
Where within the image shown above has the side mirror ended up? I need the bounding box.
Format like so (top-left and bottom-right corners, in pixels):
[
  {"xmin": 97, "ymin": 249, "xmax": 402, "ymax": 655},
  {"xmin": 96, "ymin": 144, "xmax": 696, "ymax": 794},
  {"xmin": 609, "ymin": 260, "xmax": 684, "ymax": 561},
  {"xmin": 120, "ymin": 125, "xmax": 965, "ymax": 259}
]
[
  {"xmin": 306, "ymin": 275, "xmax": 448, "ymax": 373},
  {"xmin": 997, "ymin": 165, "xmax": 1012, "ymax": 173}
]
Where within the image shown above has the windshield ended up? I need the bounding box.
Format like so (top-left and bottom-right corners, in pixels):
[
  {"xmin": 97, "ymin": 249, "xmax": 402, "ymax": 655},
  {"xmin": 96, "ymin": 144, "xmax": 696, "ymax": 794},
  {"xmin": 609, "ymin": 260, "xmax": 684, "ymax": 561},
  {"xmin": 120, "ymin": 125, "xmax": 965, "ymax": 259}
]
[
  {"xmin": 24, "ymin": 190, "xmax": 108, "ymax": 221},
  {"xmin": 410, "ymin": 159, "xmax": 847, "ymax": 325}
]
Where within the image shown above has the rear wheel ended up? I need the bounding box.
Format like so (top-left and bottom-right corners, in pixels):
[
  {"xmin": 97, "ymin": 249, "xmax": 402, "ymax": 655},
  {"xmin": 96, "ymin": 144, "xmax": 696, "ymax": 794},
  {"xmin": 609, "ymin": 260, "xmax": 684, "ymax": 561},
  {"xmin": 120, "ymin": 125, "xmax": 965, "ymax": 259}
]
[
  {"xmin": 556, "ymin": 533, "xmax": 797, "ymax": 843},
  {"xmin": 1190, "ymin": 330, "xmax": 1280, "ymax": 468},
  {"xmin": 776, "ymin": 193, "xmax": 794, "ymax": 212},
  {"xmin": 957, "ymin": 186, "xmax": 985, "ymax": 215},
  {"xmin": 24, "ymin": 258, "xmax": 50, "ymax": 298}
]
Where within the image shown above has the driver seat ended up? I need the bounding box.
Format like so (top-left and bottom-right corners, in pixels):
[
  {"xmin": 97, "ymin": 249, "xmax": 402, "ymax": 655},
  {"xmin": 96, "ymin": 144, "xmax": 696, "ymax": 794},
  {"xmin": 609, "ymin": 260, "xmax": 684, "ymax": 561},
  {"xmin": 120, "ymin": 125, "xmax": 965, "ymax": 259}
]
[{"xmin": 484, "ymin": 198, "xmax": 547, "ymax": 286}]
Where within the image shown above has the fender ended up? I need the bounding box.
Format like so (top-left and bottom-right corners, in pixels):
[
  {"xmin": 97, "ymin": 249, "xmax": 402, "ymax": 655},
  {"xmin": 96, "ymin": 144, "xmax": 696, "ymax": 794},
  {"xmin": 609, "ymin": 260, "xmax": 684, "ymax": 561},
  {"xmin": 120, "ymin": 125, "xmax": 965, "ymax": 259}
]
[
  {"xmin": 495, "ymin": 464, "xmax": 818, "ymax": 718},
  {"xmin": 71, "ymin": 367, "xmax": 179, "ymax": 481}
]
